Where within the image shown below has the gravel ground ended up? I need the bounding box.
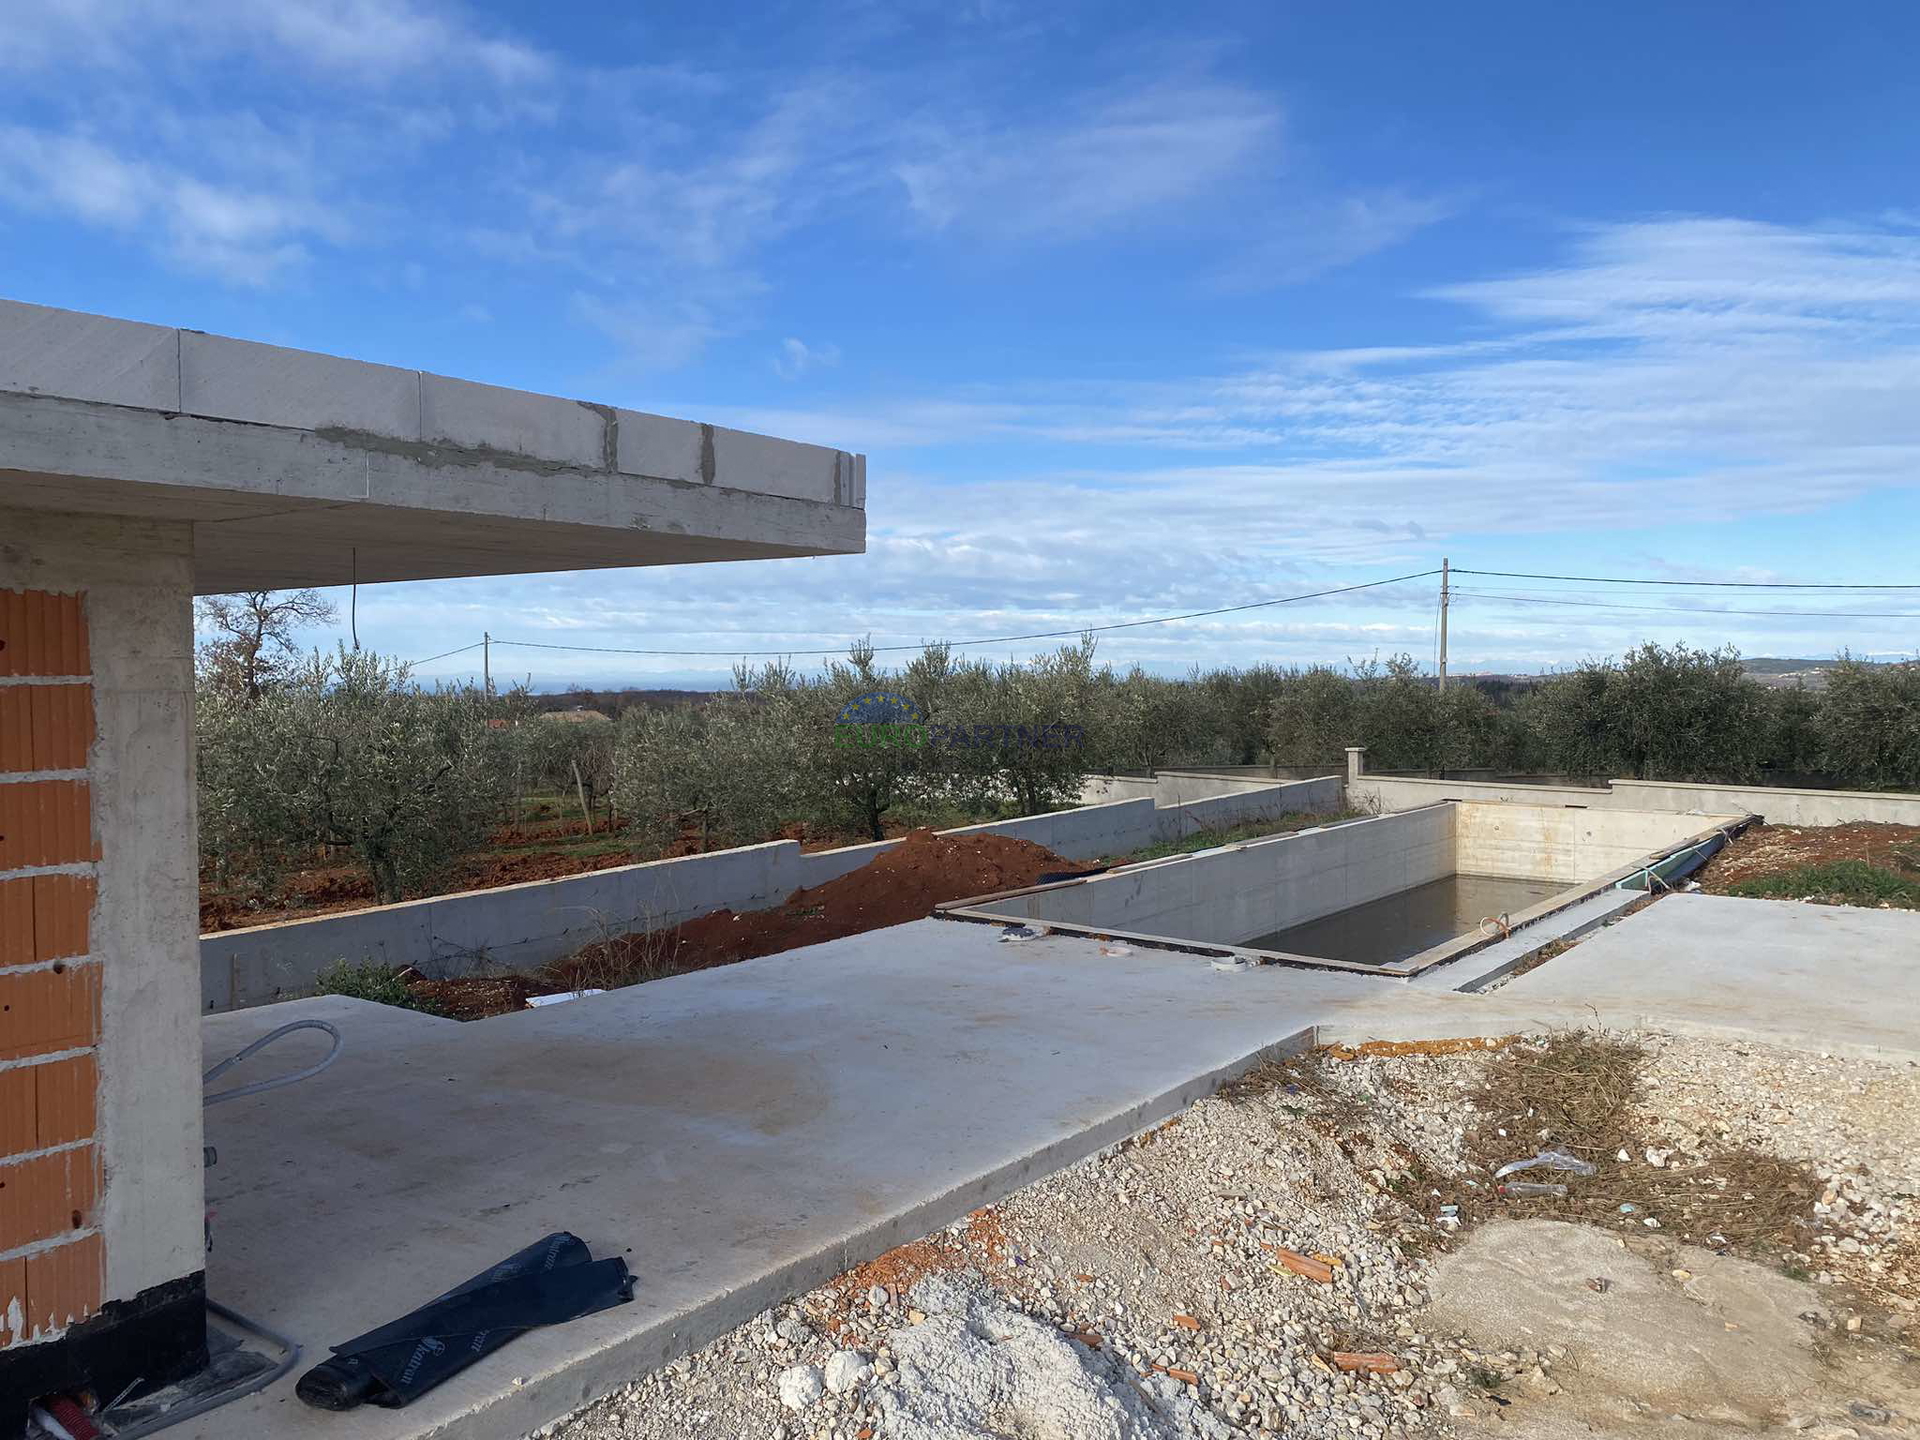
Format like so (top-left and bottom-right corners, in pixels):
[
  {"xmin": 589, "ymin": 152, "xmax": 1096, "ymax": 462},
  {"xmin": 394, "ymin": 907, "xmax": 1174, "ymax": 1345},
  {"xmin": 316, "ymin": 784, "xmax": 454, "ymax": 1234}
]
[{"xmin": 546, "ymin": 1029, "xmax": 1918, "ymax": 1440}]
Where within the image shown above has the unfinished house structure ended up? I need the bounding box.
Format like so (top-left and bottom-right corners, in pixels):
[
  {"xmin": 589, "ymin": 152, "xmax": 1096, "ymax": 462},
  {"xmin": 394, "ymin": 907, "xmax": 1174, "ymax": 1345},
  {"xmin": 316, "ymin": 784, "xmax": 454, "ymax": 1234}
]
[{"xmin": 0, "ymin": 297, "xmax": 866, "ymax": 1424}]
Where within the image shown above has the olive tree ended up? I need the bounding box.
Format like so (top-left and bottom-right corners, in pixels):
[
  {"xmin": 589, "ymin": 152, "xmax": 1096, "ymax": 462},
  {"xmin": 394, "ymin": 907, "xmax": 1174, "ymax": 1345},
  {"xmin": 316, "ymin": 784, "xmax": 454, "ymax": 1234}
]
[
  {"xmin": 961, "ymin": 636, "xmax": 1100, "ymax": 815},
  {"xmin": 1266, "ymin": 666, "xmax": 1358, "ymax": 768},
  {"xmin": 197, "ymin": 647, "xmax": 516, "ymax": 903},
  {"xmin": 784, "ymin": 640, "xmax": 938, "ymax": 842},
  {"xmin": 1819, "ymin": 655, "xmax": 1920, "ymax": 789},
  {"xmin": 512, "ymin": 711, "xmax": 619, "ymax": 823},
  {"xmin": 611, "ymin": 679, "xmax": 802, "ymax": 856}
]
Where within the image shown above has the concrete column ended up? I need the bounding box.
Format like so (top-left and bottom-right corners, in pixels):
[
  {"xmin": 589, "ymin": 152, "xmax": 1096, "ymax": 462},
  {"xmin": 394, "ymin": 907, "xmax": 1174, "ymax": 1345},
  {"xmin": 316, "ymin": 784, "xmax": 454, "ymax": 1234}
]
[
  {"xmin": 1346, "ymin": 746, "xmax": 1367, "ymax": 784},
  {"xmin": 0, "ymin": 507, "xmax": 205, "ymax": 1416}
]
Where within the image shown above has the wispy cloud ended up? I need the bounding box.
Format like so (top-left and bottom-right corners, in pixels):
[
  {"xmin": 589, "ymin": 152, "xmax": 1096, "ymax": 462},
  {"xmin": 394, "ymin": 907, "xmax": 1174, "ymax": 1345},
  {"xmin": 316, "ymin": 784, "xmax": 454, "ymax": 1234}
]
[
  {"xmin": 0, "ymin": 5, "xmax": 1439, "ymax": 334},
  {"xmin": 708, "ymin": 217, "xmax": 1920, "ymax": 524},
  {"xmin": 774, "ymin": 337, "xmax": 842, "ymax": 379},
  {"xmin": 0, "ymin": 125, "xmax": 347, "ymax": 283},
  {"xmin": 892, "ymin": 79, "xmax": 1283, "ymax": 241},
  {"xmin": 1212, "ymin": 188, "xmax": 1462, "ymax": 289},
  {"xmin": 568, "ymin": 292, "xmax": 737, "ymax": 375},
  {"xmin": 1, "ymin": 0, "xmax": 552, "ymax": 86},
  {"xmin": 605, "ymin": 216, "xmax": 1920, "ymax": 669}
]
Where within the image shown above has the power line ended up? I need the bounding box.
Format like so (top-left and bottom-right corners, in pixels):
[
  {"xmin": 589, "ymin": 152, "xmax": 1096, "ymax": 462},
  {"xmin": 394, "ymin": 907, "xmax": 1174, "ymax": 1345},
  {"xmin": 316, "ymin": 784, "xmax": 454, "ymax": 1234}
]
[
  {"xmin": 1453, "ymin": 588, "xmax": 1920, "ymax": 620},
  {"xmin": 1454, "ymin": 568, "xmax": 1920, "ymax": 590},
  {"xmin": 399, "ymin": 562, "xmax": 1919, "ymax": 669},
  {"xmin": 417, "ymin": 570, "xmax": 1443, "ymax": 663},
  {"xmin": 409, "ymin": 640, "xmax": 486, "ymax": 667}
]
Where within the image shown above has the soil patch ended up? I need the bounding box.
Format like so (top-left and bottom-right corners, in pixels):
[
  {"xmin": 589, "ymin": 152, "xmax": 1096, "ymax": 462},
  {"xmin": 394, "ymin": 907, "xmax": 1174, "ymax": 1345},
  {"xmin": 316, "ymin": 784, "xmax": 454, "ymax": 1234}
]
[
  {"xmin": 1699, "ymin": 820, "xmax": 1920, "ymax": 905},
  {"xmin": 201, "ymin": 815, "xmax": 983, "ymax": 931},
  {"xmin": 314, "ymin": 827, "xmax": 1074, "ymax": 1021},
  {"xmin": 549, "ymin": 827, "xmax": 1072, "ymax": 992},
  {"xmin": 200, "ymin": 844, "xmax": 642, "ymax": 931},
  {"xmin": 1457, "ymin": 1031, "xmax": 1818, "ymax": 1256},
  {"xmin": 402, "ymin": 971, "xmax": 540, "ymax": 1021}
]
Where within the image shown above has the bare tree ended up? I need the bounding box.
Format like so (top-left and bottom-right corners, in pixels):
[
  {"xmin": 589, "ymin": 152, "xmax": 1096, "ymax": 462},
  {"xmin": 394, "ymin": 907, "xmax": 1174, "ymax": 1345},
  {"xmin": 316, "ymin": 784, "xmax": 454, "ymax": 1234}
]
[{"xmin": 196, "ymin": 589, "xmax": 337, "ymax": 700}]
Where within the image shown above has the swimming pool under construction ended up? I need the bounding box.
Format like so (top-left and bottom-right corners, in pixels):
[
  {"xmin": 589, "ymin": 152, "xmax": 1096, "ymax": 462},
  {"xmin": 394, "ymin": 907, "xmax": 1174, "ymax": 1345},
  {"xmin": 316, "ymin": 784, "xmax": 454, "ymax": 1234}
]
[{"xmin": 939, "ymin": 800, "xmax": 1753, "ymax": 981}]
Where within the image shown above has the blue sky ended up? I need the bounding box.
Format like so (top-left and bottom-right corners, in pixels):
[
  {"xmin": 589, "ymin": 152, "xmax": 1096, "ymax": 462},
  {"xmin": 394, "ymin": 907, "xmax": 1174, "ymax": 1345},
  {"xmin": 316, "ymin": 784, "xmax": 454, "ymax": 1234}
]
[{"xmin": 5, "ymin": 1, "xmax": 1920, "ymax": 687}]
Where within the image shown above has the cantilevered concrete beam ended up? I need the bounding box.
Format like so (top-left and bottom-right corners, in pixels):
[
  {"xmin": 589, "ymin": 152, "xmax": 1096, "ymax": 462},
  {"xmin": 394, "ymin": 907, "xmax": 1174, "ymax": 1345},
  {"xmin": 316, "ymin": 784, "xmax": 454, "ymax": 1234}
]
[{"xmin": 0, "ymin": 299, "xmax": 866, "ymax": 593}]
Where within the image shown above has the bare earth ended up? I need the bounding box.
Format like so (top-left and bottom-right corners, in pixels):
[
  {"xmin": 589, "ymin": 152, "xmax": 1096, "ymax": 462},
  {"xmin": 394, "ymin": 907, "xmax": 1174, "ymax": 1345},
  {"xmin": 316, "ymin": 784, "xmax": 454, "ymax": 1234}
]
[
  {"xmin": 543, "ymin": 1029, "xmax": 1919, "ymax": 1440},
  {"xmin": 1700, "ymin": 822, "xmax": 1920, "ymax": 894}
]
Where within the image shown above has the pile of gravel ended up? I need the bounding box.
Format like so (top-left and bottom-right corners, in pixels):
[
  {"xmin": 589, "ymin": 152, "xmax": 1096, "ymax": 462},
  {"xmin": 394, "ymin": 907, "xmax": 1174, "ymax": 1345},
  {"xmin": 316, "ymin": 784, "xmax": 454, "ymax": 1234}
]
[{"xmin": 550, "ymin": 1029, "xmax": 1917, "ymax": 1440}]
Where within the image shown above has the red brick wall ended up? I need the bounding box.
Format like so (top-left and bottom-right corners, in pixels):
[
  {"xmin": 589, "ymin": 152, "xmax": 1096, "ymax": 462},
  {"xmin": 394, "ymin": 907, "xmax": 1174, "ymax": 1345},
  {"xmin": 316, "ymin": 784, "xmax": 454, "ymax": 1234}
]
[{"xmin": 0, "ymin": 589, "xmax": 104, "ymax": 1347}]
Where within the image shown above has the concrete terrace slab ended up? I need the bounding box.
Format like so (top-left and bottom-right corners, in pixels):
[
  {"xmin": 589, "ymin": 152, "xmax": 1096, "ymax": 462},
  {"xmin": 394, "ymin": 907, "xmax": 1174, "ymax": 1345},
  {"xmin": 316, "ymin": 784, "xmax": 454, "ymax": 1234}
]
[
  {"xmin": 193, "ymin": 919, "xmax": 1419, "ymax": 1440},
  {"xmin": 187, "ymin": 897, "xmax": 1920, "ymax": 1440},
  {"xmin": 0, "ymin": 298, "xmax": 865, "ymax": 591},
  {"xmin": 1496, "ymin": 892, "xmax": 1920, "ymax": 1061}
]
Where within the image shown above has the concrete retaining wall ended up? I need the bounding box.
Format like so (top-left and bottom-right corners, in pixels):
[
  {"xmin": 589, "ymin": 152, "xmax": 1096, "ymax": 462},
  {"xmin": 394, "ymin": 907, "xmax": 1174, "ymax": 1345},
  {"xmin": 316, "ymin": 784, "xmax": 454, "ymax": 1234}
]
[
  {"xmin": 1608, "ymin": 779, "xmax": 1920, "ymax": 825},
  {"xmin": 201, "ymin": 776, "xmax": 1343, "ymax": 1011},
  {"xmin": 970, "ymin": 805, "xmax": 1453, "ymax": 948},
  {"xmin": 1452, "ymin": 803, "xmax": 1739, "ymax": 884},
  {"xmin": 1352, "ymin": 775, "xmax": 1614, "ymax": 811},
  {"xmin": 1078, "ymin": 768, "xmax": 1332, "ymax": 805},
  {"xmin": 1353, "ymin": 772, "xmax": 1920, "ymax": 827}
]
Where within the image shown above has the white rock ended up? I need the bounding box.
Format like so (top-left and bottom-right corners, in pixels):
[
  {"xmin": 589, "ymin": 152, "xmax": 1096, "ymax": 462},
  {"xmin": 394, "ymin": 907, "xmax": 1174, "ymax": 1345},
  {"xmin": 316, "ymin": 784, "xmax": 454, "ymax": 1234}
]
[
  {"xmin": 776, "ymin": 1365, "xmax": 824, "ymax": 1411},
  {"xmin": 823, "ymin": 1349, "xmax": 874, "ymax": 1395}
]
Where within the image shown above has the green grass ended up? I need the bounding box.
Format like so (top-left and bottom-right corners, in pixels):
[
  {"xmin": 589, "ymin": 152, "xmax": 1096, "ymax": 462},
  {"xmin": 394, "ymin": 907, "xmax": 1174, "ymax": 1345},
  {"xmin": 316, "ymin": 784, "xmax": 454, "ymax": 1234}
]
[
  {"xmin": 1112, "ymin": 810, "xmax": 1368, "ymax": 865},
  {"xmin": 315, "ymin": 960, "xmax": 445, "ymax": 1014},
  {"xmin": 1725, "ymin": 859, "xmax": 1920, "ymax": 909},
  {"xmin": 491, "ymin": 833, "xmax": 632, "ymax": 862}
]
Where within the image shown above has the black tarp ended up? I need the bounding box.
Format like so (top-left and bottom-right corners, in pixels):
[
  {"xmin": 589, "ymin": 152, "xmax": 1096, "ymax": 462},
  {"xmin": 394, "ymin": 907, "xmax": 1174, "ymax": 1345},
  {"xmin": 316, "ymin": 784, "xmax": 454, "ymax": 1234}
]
[{"xmin": 295, "ymin": 1232, "xmax": 632, "ymax": 1410}]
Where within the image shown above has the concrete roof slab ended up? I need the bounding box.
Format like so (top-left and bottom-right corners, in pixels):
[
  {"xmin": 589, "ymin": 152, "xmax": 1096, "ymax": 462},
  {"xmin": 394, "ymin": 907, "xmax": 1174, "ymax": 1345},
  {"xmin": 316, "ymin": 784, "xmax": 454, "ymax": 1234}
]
[
  {"xmin": 0, "ymin": 299, "xmax": 866, "ymax": 591},
  {"xmin": 0, "ymin": 303, "xmax": 178, "ymax": 411},
  {"xmin": 420, "ymin": 371, "xmax": 607, "ymax": 470},
  {"xmin": 179, "ymin": 330, "xmax": 421, "ymax": 437},
  {"xmin": 612, "ymin": 408, "xmax": 706, "ymax": 485}
]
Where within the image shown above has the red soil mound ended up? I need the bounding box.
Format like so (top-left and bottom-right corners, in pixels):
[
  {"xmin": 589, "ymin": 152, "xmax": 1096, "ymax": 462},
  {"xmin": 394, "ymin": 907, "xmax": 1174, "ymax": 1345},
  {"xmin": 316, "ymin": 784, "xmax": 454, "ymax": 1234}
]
[{"xmin": 555, "ymin": 827, "xmax": 1072, "ymax": 984}]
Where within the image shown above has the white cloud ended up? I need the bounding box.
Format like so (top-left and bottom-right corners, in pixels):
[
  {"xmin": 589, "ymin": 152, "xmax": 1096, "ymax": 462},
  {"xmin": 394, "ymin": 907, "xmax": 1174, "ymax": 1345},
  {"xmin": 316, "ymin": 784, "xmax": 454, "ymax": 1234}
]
[
  {"xmin": 773, "ymin": 338, "xmax": 841, "ymax": 380},
  {"xmin": 568, "ymin": 292, "xmax": 735, "ymax": 375},
  {"xmin": 0, "ymin": 5, "xmax": 1428, "ymax": 329},
  {"xmin": 1213, "ymin": 188, "xmax": 1460, "ymax": 289},
  {"xmin": 704, "ymin": 217, "xmax": 1920, "ymax": 528},
  {"xmin": 892, "ymin": 80, "xmax": 1282, "ymax": 242},
  {"xmin": 1, "ymin": 0, "xmax": 552, "ymax": 87},
  {"xmin": 0, "ymin": 125, "xmax": 341, "ymax": 283},
  {"xmin": 0, "ymin": 0, "xmax": 542, "ymax": 285},
  {"xmin": 503, "ymin": 215, "xmax": 1916, "ymax": 677}
]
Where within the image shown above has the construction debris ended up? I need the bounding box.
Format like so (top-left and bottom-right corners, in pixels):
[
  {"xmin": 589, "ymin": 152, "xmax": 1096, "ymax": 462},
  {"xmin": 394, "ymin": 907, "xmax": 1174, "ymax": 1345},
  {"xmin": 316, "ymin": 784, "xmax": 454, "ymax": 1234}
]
[{"xmin": 553, "ymin": 1028, "xmax": 1919, "ymax": 1440}]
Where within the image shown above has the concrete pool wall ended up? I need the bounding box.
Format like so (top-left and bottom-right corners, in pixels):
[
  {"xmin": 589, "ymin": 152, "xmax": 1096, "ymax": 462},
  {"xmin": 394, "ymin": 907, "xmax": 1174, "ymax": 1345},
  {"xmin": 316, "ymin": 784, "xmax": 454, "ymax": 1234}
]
[
  {"xmin": 942, "ymin": 801, "xmax": 1747, "ymax": 968},
  {"xmin": 1451, "ymin": 802, "xmax": 1740, "ymax": 883},
  {"xmin": 951, "ymin": 805, "xmax": 1453, "ymax": 949}
]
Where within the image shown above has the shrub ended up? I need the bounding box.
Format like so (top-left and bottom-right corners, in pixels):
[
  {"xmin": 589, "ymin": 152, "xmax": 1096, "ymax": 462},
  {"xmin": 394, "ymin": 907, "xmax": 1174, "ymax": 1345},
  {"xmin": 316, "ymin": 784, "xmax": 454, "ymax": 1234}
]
[{"xmin": 314, "ymin": 960, "xmax": 445, "ymax": 1013}]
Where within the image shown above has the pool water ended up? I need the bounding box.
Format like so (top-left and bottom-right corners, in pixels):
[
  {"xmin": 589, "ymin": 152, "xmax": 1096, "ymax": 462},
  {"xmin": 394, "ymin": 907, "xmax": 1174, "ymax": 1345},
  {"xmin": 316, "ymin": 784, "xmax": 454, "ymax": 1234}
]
[{"xmin": 1244, "ymin": 873, "xmax": 1567, "ymax": 966}]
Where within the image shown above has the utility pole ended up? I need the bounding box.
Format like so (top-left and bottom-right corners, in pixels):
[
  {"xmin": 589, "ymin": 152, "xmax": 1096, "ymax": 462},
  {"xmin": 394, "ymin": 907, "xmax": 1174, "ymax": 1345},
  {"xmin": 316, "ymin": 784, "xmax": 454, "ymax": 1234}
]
[
  {"xmin": 1437, "ymin": 558, "xmax": 1450, "ymax": 693},
  {"xmin": 483, "ymin": 631, "xmax": 491, "ymax": 693}
]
